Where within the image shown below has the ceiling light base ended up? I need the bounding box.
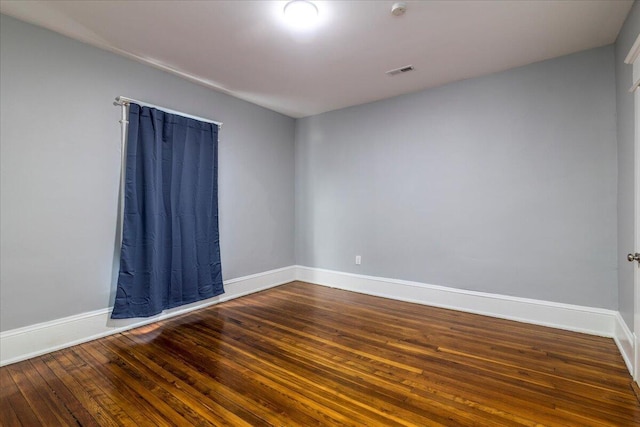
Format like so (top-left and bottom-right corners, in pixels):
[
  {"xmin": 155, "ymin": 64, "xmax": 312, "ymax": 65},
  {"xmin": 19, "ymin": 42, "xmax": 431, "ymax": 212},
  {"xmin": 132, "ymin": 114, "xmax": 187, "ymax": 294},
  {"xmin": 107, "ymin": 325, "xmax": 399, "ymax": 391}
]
[{"xmin": 284, "ymin": 0, "xmax": 319, "ymax": 29}]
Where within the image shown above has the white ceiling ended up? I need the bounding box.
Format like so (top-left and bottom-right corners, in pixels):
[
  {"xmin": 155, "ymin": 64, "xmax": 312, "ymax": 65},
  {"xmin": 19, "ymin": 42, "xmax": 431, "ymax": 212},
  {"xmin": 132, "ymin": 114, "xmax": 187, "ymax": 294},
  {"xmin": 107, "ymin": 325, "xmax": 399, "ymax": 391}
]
[{"xmin": 0, "ymin": 0, "xmax": 634, "ymax": 118}]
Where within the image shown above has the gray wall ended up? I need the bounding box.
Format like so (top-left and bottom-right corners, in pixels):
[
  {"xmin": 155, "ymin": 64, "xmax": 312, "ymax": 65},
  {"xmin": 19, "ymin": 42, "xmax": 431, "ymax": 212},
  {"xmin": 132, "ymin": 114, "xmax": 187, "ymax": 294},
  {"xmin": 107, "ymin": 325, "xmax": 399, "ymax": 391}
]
[
  {"xmin": 615, "ymin": 2, "xmax": 640, "ymax": 330},
  {"xmin": 295, "ymin": 46, "xmax": 618, "ymax": 309},
  {"xmin": 0, "ymin": 14, "xmax": 295, "ymax": 331}
]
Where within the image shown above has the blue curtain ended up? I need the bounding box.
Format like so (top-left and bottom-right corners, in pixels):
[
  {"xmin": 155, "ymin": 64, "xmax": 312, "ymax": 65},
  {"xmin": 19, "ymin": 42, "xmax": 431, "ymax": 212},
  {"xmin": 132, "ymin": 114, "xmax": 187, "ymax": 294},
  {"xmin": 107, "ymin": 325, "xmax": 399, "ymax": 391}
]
[{"xmin": 111, "ymin": 104, "xmax": 224, "ymax": 319}]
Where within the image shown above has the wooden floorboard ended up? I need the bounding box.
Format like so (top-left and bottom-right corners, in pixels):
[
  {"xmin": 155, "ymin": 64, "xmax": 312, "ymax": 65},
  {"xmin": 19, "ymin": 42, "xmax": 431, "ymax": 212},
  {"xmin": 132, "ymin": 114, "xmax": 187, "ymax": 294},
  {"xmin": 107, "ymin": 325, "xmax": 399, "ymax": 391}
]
[{"xmin": 1, "ymin": 281, "xmax": 638, "ymax": 426}]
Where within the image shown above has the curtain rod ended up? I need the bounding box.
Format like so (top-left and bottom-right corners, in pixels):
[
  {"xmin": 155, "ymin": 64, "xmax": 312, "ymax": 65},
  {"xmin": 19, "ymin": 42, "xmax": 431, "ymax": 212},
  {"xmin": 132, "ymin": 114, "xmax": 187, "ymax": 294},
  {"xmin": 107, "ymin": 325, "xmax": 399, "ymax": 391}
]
[{"xmin": 114, "ymin": 96, "xmax": 223, "ymax": 129}]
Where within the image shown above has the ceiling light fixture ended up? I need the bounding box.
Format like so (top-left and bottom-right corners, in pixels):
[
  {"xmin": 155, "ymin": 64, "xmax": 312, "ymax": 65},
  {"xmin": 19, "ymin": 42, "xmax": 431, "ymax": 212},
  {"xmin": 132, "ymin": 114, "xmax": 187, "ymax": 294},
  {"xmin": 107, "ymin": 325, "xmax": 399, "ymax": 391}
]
[{"xmin": 283, "ymin": 0, "xmax": 319, "ymax": 29}]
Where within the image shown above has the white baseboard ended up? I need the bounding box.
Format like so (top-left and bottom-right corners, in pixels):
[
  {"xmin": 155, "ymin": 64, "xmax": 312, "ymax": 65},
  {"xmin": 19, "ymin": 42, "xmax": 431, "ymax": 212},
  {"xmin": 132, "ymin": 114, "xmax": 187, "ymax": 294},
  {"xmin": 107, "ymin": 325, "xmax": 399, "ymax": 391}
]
[
  {"xmin": 613, "ymin": 312, "xmax": 635, "ymax": 375},
  {"xmin": 0, "ymin": 265, "xmax": 296, "ymax": 366},
  {"xmin": 296, "ymin": 266, "xmax": 637, "ymax": 376},
  {"xmin": 295, "ymin": 266, "xmax": 617, "ymax": 337},
  {"xmin": 3, "ymin": 264, "xmax": 634, "ymax": 379}
]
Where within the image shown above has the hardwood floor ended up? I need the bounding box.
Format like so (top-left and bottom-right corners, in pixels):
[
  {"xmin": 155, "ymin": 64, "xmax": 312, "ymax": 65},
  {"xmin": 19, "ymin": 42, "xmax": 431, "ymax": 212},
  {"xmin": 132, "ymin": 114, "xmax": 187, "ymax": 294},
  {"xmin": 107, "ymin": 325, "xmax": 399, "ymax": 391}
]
[{"xmin": 1, "ymin": 281, "xmax": 638, "ymax": 426}]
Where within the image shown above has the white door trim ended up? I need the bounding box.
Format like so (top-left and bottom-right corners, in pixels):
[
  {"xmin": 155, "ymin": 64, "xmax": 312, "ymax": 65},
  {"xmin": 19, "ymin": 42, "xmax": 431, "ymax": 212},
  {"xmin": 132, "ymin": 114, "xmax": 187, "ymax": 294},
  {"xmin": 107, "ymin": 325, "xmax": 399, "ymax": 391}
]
[{"xmin": 634, "ymin": 88, "xmax": 640, "ymax": 383}]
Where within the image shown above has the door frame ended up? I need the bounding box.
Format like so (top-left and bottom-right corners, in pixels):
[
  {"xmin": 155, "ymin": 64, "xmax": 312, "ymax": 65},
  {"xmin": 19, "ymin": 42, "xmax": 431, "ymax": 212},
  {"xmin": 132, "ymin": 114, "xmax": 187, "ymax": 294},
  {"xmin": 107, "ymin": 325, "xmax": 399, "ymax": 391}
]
[{"xmin": 634, "ymin": 87, "xmax": 640, "ymax": 384}]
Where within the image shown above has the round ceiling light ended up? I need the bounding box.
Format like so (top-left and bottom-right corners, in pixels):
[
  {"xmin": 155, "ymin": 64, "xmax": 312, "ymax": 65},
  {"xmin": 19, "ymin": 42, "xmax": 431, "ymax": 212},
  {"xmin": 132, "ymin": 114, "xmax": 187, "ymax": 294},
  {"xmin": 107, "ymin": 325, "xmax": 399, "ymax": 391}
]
[{"xmin": 283, "ymin": 0, "xmax": 319, "ymax": 29}]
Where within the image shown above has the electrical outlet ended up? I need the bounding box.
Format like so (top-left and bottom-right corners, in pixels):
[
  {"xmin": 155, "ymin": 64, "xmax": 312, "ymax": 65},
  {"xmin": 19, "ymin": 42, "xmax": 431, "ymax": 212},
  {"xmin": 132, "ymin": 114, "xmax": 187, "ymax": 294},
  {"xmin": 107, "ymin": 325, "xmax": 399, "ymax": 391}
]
[{"xmin": 355, "ymin": 255, "xmax": 361, "ymax": 265}]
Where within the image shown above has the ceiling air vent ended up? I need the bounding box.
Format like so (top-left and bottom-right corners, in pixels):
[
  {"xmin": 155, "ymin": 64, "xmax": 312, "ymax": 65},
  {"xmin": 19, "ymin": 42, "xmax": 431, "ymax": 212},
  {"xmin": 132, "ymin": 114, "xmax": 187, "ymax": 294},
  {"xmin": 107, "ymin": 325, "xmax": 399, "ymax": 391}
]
[{"xmin": 386, "ymin": 65, "xmax": 414, "ymax": 76}]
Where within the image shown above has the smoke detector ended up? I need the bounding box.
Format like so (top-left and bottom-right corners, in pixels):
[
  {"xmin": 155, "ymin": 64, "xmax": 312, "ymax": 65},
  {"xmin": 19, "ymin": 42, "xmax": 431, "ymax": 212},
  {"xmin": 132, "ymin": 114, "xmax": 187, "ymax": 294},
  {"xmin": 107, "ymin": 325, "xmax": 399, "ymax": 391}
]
[{"xmin": 391, "ymin": 2, "xmax": 407, "ymax": 16}]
